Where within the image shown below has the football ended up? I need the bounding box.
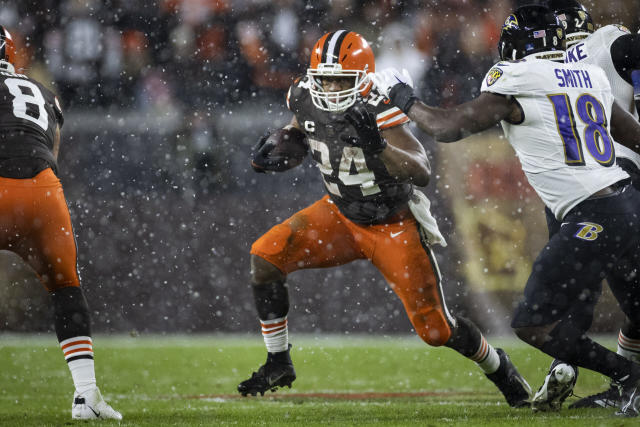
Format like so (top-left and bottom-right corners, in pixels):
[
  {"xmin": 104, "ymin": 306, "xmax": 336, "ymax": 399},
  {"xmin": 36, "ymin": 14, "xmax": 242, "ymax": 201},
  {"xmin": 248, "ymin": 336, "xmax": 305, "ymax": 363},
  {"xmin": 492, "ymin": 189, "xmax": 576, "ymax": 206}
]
[{"xmin": 264, "ymin": 126, "xmax": 309, "ymax": 171}]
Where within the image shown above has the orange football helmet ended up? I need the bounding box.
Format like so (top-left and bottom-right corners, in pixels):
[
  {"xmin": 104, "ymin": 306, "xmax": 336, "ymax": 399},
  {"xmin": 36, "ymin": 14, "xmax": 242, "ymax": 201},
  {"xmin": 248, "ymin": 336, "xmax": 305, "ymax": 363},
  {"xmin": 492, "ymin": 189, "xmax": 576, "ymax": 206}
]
[
  {"xmin": 0, "ymin": 26, "xmax": 16, "ymax": 72},
  {"xmin": 307, "ymin": 30, "xmax": 375, "ymax": 112}
]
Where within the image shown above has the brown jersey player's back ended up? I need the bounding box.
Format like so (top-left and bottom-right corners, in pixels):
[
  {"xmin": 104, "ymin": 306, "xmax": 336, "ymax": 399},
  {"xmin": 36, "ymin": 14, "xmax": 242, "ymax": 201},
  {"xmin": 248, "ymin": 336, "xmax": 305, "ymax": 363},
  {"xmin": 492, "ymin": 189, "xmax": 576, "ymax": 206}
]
[{"xmin": 0, "ymin": 70, "xmax": 63, "ymax": 178}]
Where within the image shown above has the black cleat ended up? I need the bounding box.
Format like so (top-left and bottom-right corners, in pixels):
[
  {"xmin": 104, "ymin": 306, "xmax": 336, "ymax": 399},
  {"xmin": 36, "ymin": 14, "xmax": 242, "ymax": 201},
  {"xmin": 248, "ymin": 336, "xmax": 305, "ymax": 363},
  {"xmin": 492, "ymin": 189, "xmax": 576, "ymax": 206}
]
[
  {"xmin": 485, "ymin": 348, "xmax": 532, "ymax": 408},
  {"xmin": 616, "ymin": 376, "xmax": 640, "ymax": 417},
  {"xmin": 569, "ymin": 384, "xmax": 620, "ymax": 409},
  {"xmin": 238, "ymin": 345, "xmax": 296, "ymax": 397}
]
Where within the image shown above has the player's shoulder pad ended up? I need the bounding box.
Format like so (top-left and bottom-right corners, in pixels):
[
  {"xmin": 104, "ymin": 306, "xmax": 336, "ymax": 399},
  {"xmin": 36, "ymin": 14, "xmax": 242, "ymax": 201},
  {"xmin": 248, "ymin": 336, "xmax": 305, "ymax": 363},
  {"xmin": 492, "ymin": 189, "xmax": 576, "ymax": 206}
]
[
  {"xmin": 480, "ymin": 60, "xmax": 528, "ymax": 94},
  {"xmin": 32, "ymin": 79, "xmax": 64, "ymax": 127},
  {"xmin": 593, "ymin": 24, "xmax": 631, "ymax": 44},
  {"xmin": 363, "ymin": 86, "xmax": 410, "ymax": 131},
  {"xmin": 606, "ymin": 23, "xmax": 631, "ymax": 34},
  {"xmin": 286, "ymin": 75, "xmax": 310, "ymax": 112}
]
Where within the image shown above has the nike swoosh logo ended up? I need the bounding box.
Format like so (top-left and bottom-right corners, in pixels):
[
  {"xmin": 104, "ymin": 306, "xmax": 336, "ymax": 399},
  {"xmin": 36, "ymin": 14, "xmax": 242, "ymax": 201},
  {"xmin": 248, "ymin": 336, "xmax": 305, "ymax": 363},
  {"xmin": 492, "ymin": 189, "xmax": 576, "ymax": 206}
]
[
  {"xmin": 89, "ymin": 406, "xmax": 100, "ymax": 417},
  {"xmin": 390, "ymin": 230, "xmax": 405, "ymax": 238},
  {"xmin": 561, "ymin": 222, "xmax": 569, "ymax": 227}
]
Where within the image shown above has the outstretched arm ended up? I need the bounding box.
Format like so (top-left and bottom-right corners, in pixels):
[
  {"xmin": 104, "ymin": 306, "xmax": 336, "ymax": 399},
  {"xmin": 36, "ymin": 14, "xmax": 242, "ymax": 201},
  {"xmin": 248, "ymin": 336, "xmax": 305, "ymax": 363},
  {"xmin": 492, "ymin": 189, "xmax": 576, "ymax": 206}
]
[
  {"xmin": 371, "ymin": 68, "xmax": 519, "ymax": 142},
  {"xmin": 610, "ymin": 101, "xmax": 640, "ymax": 154},
  {"xmin": 407, "ymin": 93, "xmax": 519, "ymax": 142}
]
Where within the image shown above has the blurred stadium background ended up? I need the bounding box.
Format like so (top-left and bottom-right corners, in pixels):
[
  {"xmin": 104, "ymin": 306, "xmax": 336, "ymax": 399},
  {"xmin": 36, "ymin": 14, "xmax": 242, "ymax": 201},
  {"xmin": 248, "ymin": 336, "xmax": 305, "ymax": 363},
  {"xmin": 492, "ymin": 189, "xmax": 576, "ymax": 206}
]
[{"xmin": 0, "ymin": 0, "xmax": 638, "ymax": 337}]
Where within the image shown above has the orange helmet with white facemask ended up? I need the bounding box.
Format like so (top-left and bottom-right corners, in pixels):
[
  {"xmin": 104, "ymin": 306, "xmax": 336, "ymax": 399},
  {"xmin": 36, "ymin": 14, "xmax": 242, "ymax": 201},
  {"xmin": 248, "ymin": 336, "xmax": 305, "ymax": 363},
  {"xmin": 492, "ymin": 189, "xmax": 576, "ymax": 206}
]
[
  {"xmin": 307, "ymin": 30, "xmax": 375, "ymax": 112},
  {"xmin": 0, "ymin": 26, "xmax": 16, "ymax": 72}
]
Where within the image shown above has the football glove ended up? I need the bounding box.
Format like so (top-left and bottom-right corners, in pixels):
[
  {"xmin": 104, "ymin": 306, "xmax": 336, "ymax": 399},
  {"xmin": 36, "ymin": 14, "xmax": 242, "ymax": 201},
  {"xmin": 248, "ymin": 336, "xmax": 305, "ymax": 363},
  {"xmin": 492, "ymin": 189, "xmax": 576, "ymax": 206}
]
[
  {"xmin": 370, "ymin": 68, "xmax": 418, "ymax": 114},
  {"xmin": 251, "ymin": 131, "xmax": 287, "ymax": 173},
  {"xmin": 341, "ymin": 102, "xmax": 387, "ymax": 155}
]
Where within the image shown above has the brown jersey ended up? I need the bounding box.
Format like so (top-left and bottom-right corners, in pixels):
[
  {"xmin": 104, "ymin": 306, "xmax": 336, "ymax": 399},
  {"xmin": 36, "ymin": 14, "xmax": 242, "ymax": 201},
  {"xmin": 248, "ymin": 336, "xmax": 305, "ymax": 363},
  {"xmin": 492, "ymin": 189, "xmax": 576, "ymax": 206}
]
[
  {"xmin": 286, "ymin": 76, "xmax": 412, "ymax": 224},
  {"xmin": 0, "ymin": 70, "xmax": 63, "ymax": 178}
]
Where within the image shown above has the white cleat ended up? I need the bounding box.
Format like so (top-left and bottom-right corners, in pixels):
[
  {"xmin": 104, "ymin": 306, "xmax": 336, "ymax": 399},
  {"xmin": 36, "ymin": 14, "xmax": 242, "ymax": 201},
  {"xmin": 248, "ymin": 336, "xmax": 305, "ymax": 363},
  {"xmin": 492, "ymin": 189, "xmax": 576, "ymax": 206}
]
[
  {"xmin": 532, "ymin": 362, "xmax": 577, "ymax": 412},
  {"xmin": 72, "ymin": 387, "xmax": 123, "ymax": 420}
]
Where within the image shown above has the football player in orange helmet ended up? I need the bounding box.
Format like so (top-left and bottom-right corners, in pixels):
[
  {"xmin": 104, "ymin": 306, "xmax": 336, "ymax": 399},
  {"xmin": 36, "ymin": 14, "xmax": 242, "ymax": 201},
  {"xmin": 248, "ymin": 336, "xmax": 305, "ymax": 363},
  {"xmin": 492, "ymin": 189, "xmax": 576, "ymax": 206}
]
[
  {"xmin": 0, "ymin": 25, "xmax": 121, "ymax": 420},
  {"xmin": 307, "ymin": 31, "xmax": 375, "ymax": 112},
  {"xmin": 242, "ymin": 30, "xmax": 532, "ymax": 408}
]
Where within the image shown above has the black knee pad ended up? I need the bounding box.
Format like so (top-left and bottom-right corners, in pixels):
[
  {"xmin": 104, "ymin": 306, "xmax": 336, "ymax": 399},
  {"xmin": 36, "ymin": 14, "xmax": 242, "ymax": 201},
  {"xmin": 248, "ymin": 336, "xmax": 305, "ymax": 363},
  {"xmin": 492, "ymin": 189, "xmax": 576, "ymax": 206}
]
[
  {"xmin": 51, "ymin": 286, "xmax": 91, "ymax": 342},
  {"xmin": 252, "ymin": 280, "xmax": 289, "ymax": 321}
]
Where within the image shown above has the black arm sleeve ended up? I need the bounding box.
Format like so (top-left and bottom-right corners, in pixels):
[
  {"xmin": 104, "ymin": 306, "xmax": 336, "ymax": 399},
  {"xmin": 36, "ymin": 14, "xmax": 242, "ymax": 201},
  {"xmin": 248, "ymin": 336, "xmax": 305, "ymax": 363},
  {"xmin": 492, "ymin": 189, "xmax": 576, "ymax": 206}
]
[{"xmin": 610, "ymin": 34, "xmax": 640, "ymax": 84}]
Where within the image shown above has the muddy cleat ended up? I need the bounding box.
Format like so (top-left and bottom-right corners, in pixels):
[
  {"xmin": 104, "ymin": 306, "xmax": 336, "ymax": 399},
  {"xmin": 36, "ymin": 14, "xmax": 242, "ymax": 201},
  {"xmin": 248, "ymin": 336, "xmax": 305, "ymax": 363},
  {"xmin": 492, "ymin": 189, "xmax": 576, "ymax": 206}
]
[
  {"xmin": 238, "ymin": 345, "xmax": 296, "ymax": 397},
  {"xmin": 532, "ymin": 361, "xmax": 577, "ymax": 412},
  {"xmin": 486, "ymin": 348, "xmax": 532, "ymax": 408},
  {"xmin": 569, "ymin": 384, "xmax": 621, "ymax": 409},
  {"xmin": 616, "ymin": 376, "xmax": 640, "ymax": 417},
  {"xmin": 71, "ymin": 387, "xmax": 122, "ymax": 420}
]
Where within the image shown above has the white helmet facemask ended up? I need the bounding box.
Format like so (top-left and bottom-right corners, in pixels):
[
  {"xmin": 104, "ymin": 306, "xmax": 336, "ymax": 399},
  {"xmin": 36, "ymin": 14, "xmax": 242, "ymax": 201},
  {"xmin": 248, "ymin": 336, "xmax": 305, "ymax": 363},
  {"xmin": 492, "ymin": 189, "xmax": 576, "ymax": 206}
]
[{"xmin": 307, "ymin": 63, "xmax": 370, "ymax": 112}]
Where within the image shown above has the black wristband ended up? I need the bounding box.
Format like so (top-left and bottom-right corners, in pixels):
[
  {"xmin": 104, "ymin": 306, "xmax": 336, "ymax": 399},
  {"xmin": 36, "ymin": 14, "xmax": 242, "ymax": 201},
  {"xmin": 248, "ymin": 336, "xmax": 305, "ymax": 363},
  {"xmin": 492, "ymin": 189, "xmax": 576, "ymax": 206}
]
[{"xmin": 389, "ymin": 83, "xmax": 418, "ymax": 114}]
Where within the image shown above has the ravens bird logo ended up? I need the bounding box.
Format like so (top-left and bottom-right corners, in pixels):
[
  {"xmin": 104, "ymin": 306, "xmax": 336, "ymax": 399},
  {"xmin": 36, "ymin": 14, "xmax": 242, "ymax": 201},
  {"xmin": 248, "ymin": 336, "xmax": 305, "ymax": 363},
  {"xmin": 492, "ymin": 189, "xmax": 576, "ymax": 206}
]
[{"xmin": 503, "ymin": 14, "xmax": 519, "ymax": 30}]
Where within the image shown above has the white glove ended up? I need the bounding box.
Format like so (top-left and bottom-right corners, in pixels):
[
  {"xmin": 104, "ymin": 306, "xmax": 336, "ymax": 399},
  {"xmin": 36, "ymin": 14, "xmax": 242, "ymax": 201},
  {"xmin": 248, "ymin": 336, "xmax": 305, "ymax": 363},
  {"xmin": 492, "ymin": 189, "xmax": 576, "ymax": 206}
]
[{"xmin": 369, "ymin": 68, "xmax": 414, "ymax": 98}]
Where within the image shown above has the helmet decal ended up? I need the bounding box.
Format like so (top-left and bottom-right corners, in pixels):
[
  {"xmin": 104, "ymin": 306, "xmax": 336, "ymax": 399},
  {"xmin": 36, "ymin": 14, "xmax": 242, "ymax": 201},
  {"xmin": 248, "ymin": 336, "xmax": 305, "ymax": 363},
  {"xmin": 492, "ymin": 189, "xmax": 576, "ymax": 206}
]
[
  {"xmin": 533, "ymin": 30, "xmax": 546, "ymax": 39},
  {"xmin": 503, "ymin": 15, "xmax": 520, "ymax": 30},
  {"xmin": 320, "ymin": 30, "xmax": 348, "ymax": 64}
]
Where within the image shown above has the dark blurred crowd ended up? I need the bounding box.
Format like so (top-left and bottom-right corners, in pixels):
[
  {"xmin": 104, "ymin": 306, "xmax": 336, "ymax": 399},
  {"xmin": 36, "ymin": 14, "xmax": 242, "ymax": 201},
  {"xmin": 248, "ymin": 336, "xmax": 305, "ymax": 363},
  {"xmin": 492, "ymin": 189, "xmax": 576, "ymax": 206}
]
[
  {"xmin": 4, "ymin": 0, "xmax": 640, "ymax": 111},
  {"xmin": 0, "ymin": 0, "xmax": 519, "ymax": 112}
]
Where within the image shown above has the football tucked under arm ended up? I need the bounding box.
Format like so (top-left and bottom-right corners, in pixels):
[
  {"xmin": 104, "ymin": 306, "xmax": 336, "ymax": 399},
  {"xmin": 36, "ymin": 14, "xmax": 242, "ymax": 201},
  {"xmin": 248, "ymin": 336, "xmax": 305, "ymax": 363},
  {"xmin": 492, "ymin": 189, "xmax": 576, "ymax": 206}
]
[{"xmin": 251, "ymin": 126, "xmax": 310, "ymax": 173}]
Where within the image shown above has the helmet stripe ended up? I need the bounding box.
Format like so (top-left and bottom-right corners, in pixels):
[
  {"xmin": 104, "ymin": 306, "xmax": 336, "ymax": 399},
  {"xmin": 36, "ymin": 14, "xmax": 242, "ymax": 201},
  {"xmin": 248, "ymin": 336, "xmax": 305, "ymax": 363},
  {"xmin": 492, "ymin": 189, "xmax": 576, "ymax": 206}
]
[
  {"xmin": 323, "ymin": 30, "xmax": 348, "ymax": 64},
  {"xmin": 320, "ymin": 31, "xmax": 335, "ymax": 64}
]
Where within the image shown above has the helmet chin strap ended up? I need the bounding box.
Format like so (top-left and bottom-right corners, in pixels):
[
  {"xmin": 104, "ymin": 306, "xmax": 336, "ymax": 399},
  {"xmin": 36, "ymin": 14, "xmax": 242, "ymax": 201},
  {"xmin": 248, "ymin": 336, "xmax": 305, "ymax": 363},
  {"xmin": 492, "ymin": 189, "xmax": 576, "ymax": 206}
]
[{"xmin": 0, "ymin": 60, "xmax": 15, "ymax": 73}]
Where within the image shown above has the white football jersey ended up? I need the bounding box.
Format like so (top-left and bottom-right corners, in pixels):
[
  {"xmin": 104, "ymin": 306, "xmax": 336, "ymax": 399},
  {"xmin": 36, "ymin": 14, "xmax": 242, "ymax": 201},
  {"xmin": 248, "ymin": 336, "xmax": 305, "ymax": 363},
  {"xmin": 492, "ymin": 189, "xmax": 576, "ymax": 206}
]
[
  {"xmin": 565, "ymin": 24, "xmax": 640, "ymax": 168},
  {"xmin": 481, "ymin": 57, "xmax": 629, "ymax": 220}
]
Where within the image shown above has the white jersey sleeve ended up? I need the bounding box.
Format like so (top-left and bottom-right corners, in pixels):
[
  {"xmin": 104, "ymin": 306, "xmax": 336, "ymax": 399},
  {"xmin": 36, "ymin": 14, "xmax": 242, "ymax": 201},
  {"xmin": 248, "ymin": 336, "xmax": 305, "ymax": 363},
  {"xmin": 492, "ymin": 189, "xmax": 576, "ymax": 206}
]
[{"xmin": 481, "ymin": 62, "xmax": 525, "ymax": 96}]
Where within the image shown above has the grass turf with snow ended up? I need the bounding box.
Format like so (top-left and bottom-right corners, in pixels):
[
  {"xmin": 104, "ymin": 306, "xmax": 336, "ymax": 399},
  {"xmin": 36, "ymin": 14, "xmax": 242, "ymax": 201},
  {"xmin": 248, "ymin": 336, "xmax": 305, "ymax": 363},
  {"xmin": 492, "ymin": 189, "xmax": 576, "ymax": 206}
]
[{"xmin": 0, "ymin": 334, "xmax": 633, "ymax": 426}]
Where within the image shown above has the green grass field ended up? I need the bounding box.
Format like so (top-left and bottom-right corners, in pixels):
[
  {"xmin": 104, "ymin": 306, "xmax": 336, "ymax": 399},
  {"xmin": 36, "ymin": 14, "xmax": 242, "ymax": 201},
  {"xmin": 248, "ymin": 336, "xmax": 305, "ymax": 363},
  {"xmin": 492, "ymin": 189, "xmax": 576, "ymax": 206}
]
[{"xmin": 0, "ymin": 334, "xmax": 635, "ymax": 426}]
